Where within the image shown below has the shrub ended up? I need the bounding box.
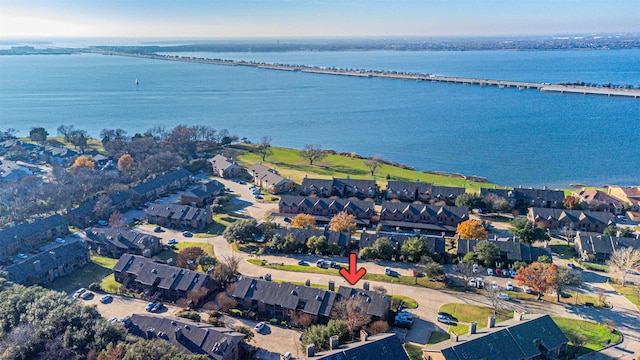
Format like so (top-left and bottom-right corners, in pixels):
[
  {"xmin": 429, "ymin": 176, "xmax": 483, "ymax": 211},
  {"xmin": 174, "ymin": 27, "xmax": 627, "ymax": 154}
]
[
  {"xmin": 176, "ymin": 310, "xmax": 201, "ymax": 322},
  {"xmin": 281, "ymin": 321, "xmax": 288, "ymax": 326},
  {"xmin": 230, "ymin": 309, "xmax": 243, "ymax": 317},
  {"xmin": 269, "ymin": 318, "xmax": 279, "ymax": 325},
  {"xmin": 88, "ymin": 282, "xmax": 102, "ymax": 292}
]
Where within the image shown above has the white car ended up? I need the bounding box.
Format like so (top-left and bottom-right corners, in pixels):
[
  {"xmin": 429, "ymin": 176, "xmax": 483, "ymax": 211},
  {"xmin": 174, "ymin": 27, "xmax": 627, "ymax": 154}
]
[
  {"xmin": 506, "ymin": 281, "xmax": 514, "ymax": 291},
  {"xmin": 468, "ymin": 278, "xmax": 476, "ymax": 287},
  {"xmin": 17, "ymin": 253, "xmax": 28, "ymax": 259},
  {"xmin": 473, "ymin": 264, "xmax": 479, "ymax": 273},
  {"xmin": 523, "ymin": 285, "xmax": 532, "ymax": 294},
  {"xmin": 491, "ymin": 281, "xmax": 499, "ymax": 290},
  {"xmin": 497, "ymin": 293, "xmax": 510, "ymax": 300},
  {"xmin": 487, "ymin": 268, "xmax": 494, "ymax": 276},
  {"xmin": 254, "ymin": 321, "xmax": 266, "ymax": 333}
]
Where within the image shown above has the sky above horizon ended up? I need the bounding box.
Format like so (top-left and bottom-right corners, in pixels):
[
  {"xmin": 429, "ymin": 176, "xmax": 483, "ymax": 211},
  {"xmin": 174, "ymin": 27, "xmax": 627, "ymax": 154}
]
[{"xmin": 1, "ymin": 0, "xmax": 638, "ymax": 40}]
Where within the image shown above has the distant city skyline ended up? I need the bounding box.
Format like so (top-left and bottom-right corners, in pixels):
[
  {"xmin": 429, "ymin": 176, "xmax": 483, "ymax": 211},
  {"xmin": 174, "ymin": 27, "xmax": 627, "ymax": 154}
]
[{"xmin": 1, "ymin": 0, "xmax": 638, "ymax": 39}]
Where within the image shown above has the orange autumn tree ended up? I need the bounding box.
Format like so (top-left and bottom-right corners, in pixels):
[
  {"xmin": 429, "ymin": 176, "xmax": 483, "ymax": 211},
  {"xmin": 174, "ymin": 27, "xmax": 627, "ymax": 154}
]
[
  {"xmin": 329, "ymin": 211, "xmax": 356, "ymax": 232},
  {"xmin": 72, "ymin": 155, "xmax": 95, "ymax": 169},
  {"xmin": 117, "ymin": 153, "xmax": 134, "ymax": 172},
  {"xmin": 456, "ymin": 219, "xmax": 489, "ymax": 240},
  {"xmin": 514, "ymin": 262, "xmax": 557, "ymax": 300},
  {"xmin": 292, "ymin": 213, "xmax": 316, "ymax": 229}
]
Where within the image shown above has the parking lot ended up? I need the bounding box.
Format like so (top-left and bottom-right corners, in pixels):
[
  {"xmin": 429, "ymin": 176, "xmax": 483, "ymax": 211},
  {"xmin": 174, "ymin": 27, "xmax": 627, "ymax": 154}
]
[{"xmin": 78, "ymin": 292, "xmax": 182, "ymax": 321}]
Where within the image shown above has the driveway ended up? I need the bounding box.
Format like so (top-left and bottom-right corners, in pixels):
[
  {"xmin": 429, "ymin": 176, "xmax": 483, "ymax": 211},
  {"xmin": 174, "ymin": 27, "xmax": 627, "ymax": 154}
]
[
  {"xmin": 221, "ymin": 315, "xmax": 303, "ymax": 360},
  {"xmin": 79, "ymin": 292, "xmax": 182, "ymax": 320}
]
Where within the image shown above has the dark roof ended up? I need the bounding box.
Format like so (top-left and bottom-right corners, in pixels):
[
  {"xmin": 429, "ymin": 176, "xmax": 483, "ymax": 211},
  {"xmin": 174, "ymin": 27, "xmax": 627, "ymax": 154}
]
[
  {"xmin": 233, "ymin": 277, "xmax": 339, "ymax": 317},
  {"xmin": 359, "ymin": 233, "xmax": 446, "ymax": 254},
  {"xmin": 481, "ymin": 187, "xmax": 565, "ymax": 204},
  {"xmin": 67, "ymin": 191, "xmax": 131, "ymax": 219},
  {"xmin": 126, "ymin": 314, "xmax": 244, "ymax": 360},
  {"xmin": 425, "ymin": 314, "xmax": 568, "ymax": 360},
  {"xmin": 0, "ymin": 214, "xmax": 68, "ymax": 248},
  {"xmin": 113, "ymin": 254, "xmax": 210, "ymax": 293},
  {"xmin": 529, "ymin": 208, "xmax": 615, "ymax": 226},
  {"xmin": 182, "ymin": 180, "xmax": 225, "ymax": 201},
  {"xmin": 280, "ymin": 196, "xmax": 374, "ymax": 214},
  {"xmin": 1, "ymin": 240, "xmax": 88, "ymax": 285},
  {"xmin": 336, "ymin": 286, "xmax": 391, "ymax": 318},
  {"xmin": 146, "ymin": 203, "xmax": 210, "ymax": 222},
  {"xmin": 302, "ymin": 177, "xmax": 377, "ymax": 192},
  {"xmin": 380, "ymin": 201, "xmax": 469, "ymax": 219},
  {"xmin": 43, "ymin": 145, "xmax": 77, "ymax": 158},
  {"xmin": 249, "ymin": 163, "xmax": 291, "ymax": 187},
  {"xmin": 130, "ymin": 168, "xmax": 191, "ymax": 196},
  {"xmin": 272, "ymin": 227, "xmax": 351, "ymax": 247},
  {"xmin": 457, "ymin": 239, "xmax": 550, "ymax": 262},
  {"xmin": 315, "ymin": 333, "xmax": 409, "ymax": 360},
  {"xmin": 575, "ymin": 234, "xmax": 640, "ymax": 256},
  {"xmin": 85, "ymin": 227, "xmax": 160, "ymax": 251}
]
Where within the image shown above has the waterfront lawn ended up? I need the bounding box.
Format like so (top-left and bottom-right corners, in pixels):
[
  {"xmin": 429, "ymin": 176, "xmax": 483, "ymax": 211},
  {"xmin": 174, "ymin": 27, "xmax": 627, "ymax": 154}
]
[
  {"xmin": 552, "ymin": 316, "xmax": 621, "ymax": 356},
  {"xmin": 236, "ymin": 146, "xmax": 496, "ymax": 192}
]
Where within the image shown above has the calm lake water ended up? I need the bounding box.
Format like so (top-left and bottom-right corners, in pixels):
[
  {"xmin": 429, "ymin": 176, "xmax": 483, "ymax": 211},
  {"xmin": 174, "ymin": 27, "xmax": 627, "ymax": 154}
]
[{"xmin": 0, "ymin": 50, "xmax": 638, "ymax": 188}]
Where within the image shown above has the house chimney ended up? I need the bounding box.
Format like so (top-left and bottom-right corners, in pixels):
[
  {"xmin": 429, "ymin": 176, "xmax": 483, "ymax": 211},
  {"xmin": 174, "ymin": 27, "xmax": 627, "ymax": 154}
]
[
  {"xmin": 330, "ymin": 335, "xmax": 339, "ymax": 350},
  {"xmin": 34, "ymin": 260, "xmax": 42, "ymax": 273},
  {"xmin": 488, "ymin": 316, "xmax": 496, "ymax": 328},
  {"xmin": 146, "ymin": 327, "xmax": 156, "ymax": 339},
  {"xmin": 49, "ymin": 251, "xmax": 56, "ymax": 261},
  {"xmin": 306, "ymin": 344, "xmax": 316, "ymax": 357},
  {"xmin": 451, "ymin": 332, "xmax": 459, "ymax": 342},
  {"xmin": 100, "ymin": 232, "xmax": 106, "ymax": 240},
  {"xmin": 513, "ymin": 311, "xmax": 523, "ymax": 321},
  {"xmin": 470, "ymin": 322, "xmax": 477, "ymax": 334},
  {"xmin": 305, "ymin": 279, "xmax": 311, "ymax": 286},
  {"xmin": 328, "ymin": 281, "xmax": 335, "ymax": 291},
  {"xmin": 360, "ymin": 330, "xmax": 368, "ymax": 342},
  {"xmin": 175, "ymin": 327, "xmax": 183, "ymax": 341},
  {"xmin": 363, "ymin": 281, "xmax": 370, "ymax": 291},
  {"xmin": 264, "ymin": 273, "xmax": 271, "ymax": 281}
]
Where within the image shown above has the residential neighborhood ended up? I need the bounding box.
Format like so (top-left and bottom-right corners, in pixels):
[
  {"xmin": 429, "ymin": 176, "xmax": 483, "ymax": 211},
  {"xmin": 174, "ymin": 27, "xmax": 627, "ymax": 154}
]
[{"xmin": 0, "ymin": 129, "xmax": 639, "ymax": 360}]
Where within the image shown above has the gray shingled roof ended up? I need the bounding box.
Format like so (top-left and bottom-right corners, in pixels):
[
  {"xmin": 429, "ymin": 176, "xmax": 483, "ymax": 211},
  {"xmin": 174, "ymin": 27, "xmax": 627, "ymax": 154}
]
[
  {"xmin": 380, "ymin": 202, "xmax": 469, "ymax": 220},
  {"xmin": 359, "ymin": 233, "xmax": 446, "ymax": 254},
  {"xmin": 575, "ymin": 234, "xmax": 640, "ymax": 256},
  {"xmin": 146, "ymin": 203, "xmax": 210, "ymax": 222},
  {"xmin": 85, "ymin": 227, "xmax": 159, "ymax": 251},
  {"xmin": 481, "ymin": 187, "xmax": 565, "ymax": 204},
  {"xmin": 126, "ymin": 314, "xmax": 245, "ymax": 360},
  {"xmin": 130, "ymin": 168, "xmax": 191, "ymax": 196},
  {"xmin": 336, "ymin": 286, "xmax": 391, "ymax": 318},
  {"xmin": 425, "ymin": 314, "xmax": 568, "ymax": 360},
  {"xmin": 279, "ymin": 196, "xmax": 374, "ymax": 215},
  {"xmin": 315, "ymin": 333, "xmax": 409, "ymax": 360},
  {"xmin": 0, "ymin": 214, "xmax": 68, "ymax": 250},
  {"xmin": 272, "ymin": 227, "xmax": 351, "ymax": 247},
  {"xmin": 529, "ymin": 208, "xmax": 615, "ymax": 226},
  {"xmin": 457, "ymin": 239, "xmax": 550, "ymax": 262},
  {"xmin": 114, "ymin": 254, "xmax": 209, "ymax": 293},
  {"xmin": 210, "ymin": 155, "xmax": 239, "ymax": 172}
]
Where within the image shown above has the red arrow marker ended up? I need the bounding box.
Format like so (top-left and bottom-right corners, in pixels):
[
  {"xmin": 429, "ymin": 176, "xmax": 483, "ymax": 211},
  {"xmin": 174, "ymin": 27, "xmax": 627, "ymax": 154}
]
[{"xmin": 340, "ymin": 253, "xmax": 367, "ymax": 285}]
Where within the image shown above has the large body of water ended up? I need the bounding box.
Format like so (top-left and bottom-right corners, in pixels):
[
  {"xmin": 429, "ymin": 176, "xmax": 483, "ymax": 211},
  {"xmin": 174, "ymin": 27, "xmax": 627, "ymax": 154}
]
[{"xmin": 0, "ymin": 50, "xmax": 638, "ymax": 188}]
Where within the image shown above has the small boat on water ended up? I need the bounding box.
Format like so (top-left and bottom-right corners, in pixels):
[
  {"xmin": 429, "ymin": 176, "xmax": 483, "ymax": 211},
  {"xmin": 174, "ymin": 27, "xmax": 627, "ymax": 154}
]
[{"xmin": 135, "ymin": 79, "xmax": 139, "ymax": 85}]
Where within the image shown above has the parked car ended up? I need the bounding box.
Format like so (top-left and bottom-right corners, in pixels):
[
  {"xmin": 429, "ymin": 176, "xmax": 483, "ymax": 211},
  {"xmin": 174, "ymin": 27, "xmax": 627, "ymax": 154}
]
[
  {"xmin": 79, "ymin": 291, "xmax": 93, "ymax": 300},
  {"xmin": 73, "ymin": 288, "xmax": 87, "ymax": 298},
  {"xmin": 316, "ymin": 259, "xmax": 325, "ymax": 267},
  {"xmin": 394, "ymin": 318, "xmax": 413, "ymax": 329},
  {"xmin": 151, "ymin": 302, "xmax": 164, "ymax": 312},
  {"xmin": 98, "ymin": 220, "xmax": 108, "ymax": 226},
  {"xmin": 491, "ymin": 281, "xmax": 499, "ymax": 290},
  {"xmin": 473, "ymin": 264, "xmax": 479, "ymax": 273},
  {"xmin": 506, "ymin": 281, "xmax": 514, "ymax": 291},
  {"xmin": 476, "ymin": 277, "xmax": 484, "ymax": 289},
  {"xmin": 487, "ymin": 268, "xmax": 494, "ymax": 276},
  {"xmin": 100, "ymin": 294, "xmax": 113, "ymax": 303},
  {"xmin": 254, "ymin": 321, "xmax": 266, "ymax": 333},
  {"xmin": 509, "ymin": 269, "xmax": 517, "ymax": 278},
  {"xmin": 17, "ymin": 253, "xmax": 28, "ymax": 259},
  {"xmin": 145, "ymin": 302, "xmax": 156, "ymax": 312},
  {"xmin": 385, "ymin": 267, "xmax": 392, "ymax": 275},
  {"xmin": 329, "ymin": 261, "xmax": 337, "ymax": 268},
  {"xmin": 522, "ymin": 285, "xmax": 532, "ymax": 294},
  {"xmin": 568, "ymin": 263, "xmax": 579, "ymax": 270},
  {"xmin": 283, "ymin": 217, "xmax": 291, "ymax": 223},
  {"xmin": 182, "ymin": 231, "xmax": 193, "ymax": 237},
  {"xmin": 254, "ymin": 194, "xmax": 263, "ymax": 199},
  {"xmin": 154, "ymin": 226, "xmax": 162, "ymax": 233},
  {"xmin": 167, "ymin": 238, "xmax": 178, "ymax": 245},
  {"xmin": 396, "ymin": 311, "xmax": 413, "ymax": 321},
  {"xmin": 468, "ymin": 278, "xmax": 476, "ymax": 287},
  {"xmin": 297, "ymin": 260, "xmax": 306, "ymax": 266},
  {"xmin": 55, "ymin": 237, "xmax": 65, "ymax": 243},
  {"xmin": 494, "ymin": 268, "xmax": 501, "ymax": 276},
  {"xmin": 436, "ymin": 312, "xmax": 453, "ymax": 324},
  {"xmin": 497, "ymin": 293, "xmax": 510, "ymax": 300},
  {"xmin": 108, "ymin": 317, "xmax": 118, "ymax": 323}
]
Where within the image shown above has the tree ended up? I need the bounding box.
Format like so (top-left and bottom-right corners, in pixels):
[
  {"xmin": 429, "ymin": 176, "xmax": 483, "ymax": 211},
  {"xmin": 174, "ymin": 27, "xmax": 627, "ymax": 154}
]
[
  {"xmin": 364, "ymin": 155, "xmax": 383, "ymax": 176},
  {"xmin": 29, "ymin": 127, "xmax": 48, "ymax": 144},
  {"xmin": 216, "ymin": 292, "xmax": 238, "ymax": 312},
  {"xmin": 607, "ymin": 247, "xmax": 640, "ymax": 286},
  {"xmin": 299, "ymin": 144, "xmax": 326, "ymax": 165},
  {"xmin": 367, "ymin": 320, "xmax": 390, "ymax": 335},
  {"xmin": 100, "ymin": 128, "xmax": 128, "ymax": 146},
  {"xmin": 329, "ymin": 211, "xmax": 356, "ymax": 232},
  {"xmin": 256, "ymin": 136, "xmax": 273, "ymax": 161},
  {"xmin": 210, "ymin": 254, "xmax": 241, "ymax": 287},
  {"xmin": 603, "ymin": 225, "xmax": 634, "ymax": 237},
  {"xmin": 551, "ymin": 267, "xmax": 583, "ymax": 302},
  {"xmin": 327, "ymin": 242, "xmax": 341, "ymax": 255},
  {"xmin": 57, "ymin": 124, "xmax": 75, "ymax": 142},
  {"xmin": 456, "ymin": 219, "xmax": 489, "ymax": 240},
  {"xmin": 563, "ymin": 196, "xmax": 583, "ymax": 210},
  {"xmin": 69, "ymin": 129, "xmax": 89, "ymax": 152},
  {"xmin": 330, "ymin": 297, "xmax": 371, "ymax": 339},
  {"xmin": 452, "ymin": 262, "xmax": 477, "ymax": 291},
  {"xmin": 177, "ymin": 247, "xmax": 207, "ymax": 268},
  {"xmin": 455, "ymin": 193, "xmax": 485, "ymax": 209},
  {"xmin": 373, "ymin": 237, "xmax": 395, "ymax": 261},
  {"xmin": 509, "ymin": 218, "xmax": 550, "ymax": 244},
  {"xmin": 292, "ymin": 213, "xmax": 316, "ymax": 229},
  {"xmin": 474, "ymin": 240, "xmax": 500, "ymax": 266},
  {"xmin": 484, "ymin": 279, "xmax": 506, "ymax": 316},
  {"xmin": 537, "ymin": 254, "xmax": 552, "ymax": 263},
  {"xmin": 223, "ymin": 218, "xmax": 259, "ymax": 243},
  {"xmin": 566, "ymin": 331, "xmax": 587, "ymax": 358},
  {"xmin": 423, "ymin": 261, "xmax": 445, "ymax": 280},
  {"xmin": 233, "ymin": 325, "xmax": 254, "ymax": 343},
  {"xmin": 0, "ymin": 127, "xmax": 18, "ymax": 141},
  {"xmin": 122, "ymin": 338, "xmax": 209, "ymax": 360},
  {"xmin": 462, "ymin": 252, "xmax": 476, "ymax": 264},
  {"xmin": 93, "ymin": 194, "xmax": 113, "ymax": 219},
  {"xmin": 117, "ymin": 153, "xmax": 134, "ymax": 172},
  {"xmin": 108, "ymin": 210, "xmax": 126, "ymax": 228},
  {"xmin": 289, "ymin": 310, "xmax": 316, "ymax": 328},
  {"xmin": 359, "ymin": 247, "xmax": 376, "ymax": 259},
  {"xmin": 306, "ymin": 235, "xmax": 328, "ymax": 255},
  {"xmin": 72, "ymin": 155, "xmax": 95, "ymax": 169},
  {"xmin": 400, "ymin": 237, "xmax": 427, "ymax": 262},
  {"xmin": 514, "ymin": 262, "xmax": 556, "ymax": 299},
  {"xmin": 187, "ymin": 287, "xmax": 210, "ymax": 307}
]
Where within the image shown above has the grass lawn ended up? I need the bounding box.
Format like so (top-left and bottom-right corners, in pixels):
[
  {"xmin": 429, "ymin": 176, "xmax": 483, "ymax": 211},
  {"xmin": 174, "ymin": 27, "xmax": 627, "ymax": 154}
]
[
  {"xmin": 503, "ymin": 290, "xmax": 602, "ymax": 307},
  {"xmin": 552, "ymin": 316, "xmax": 621, "ymax": 356},
  {"xmin": 155, "ymin": 241, "xmax": 215, "ymax": 266},
  {"xmin": 48, "ymin": 255, "xmax": 116, "ymax": 294},
  {"xmin": 427, "ymin": 331, "xmax": 450, "ymax": 345},
  {"xmin": 610, "ymin": 283, "xmax": 640, "ymax": 310},
  {"xmin": 236, "ymin": 146, "xmax": 498, "ymax": 193},
  {"xmin": 549, "ymin": 244, "xmax": 577, "ymax": 259},
  {"xmin": 581, "ymin": 262, "xmax": 610, "ymax": 272},
  {"xmin": 438, "ymin": 303, "xmax": 512, "ymax": 335},
  {"xmin": 404, "ymin": 343, "xmax": 423, "ymax": 360}
]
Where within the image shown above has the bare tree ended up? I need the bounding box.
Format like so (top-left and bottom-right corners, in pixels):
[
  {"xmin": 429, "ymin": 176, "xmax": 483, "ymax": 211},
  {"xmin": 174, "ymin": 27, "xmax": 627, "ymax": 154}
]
[
  {"xmin": 216, "ymin": 292, "xmax": 238, "ymax": 312},
  {"xmin": 452, "ymin": 262, "xmax": 479, "ymax": 291},
  {"xmin": 484, "ymin": 282, "xmax": 505, "ymax": 316},
  {"xmin": 256, "ymin": 136, "xmax": 273, "ymax": 161},
  {"xmin": 364, "ymin": 155, "xmax": 383, "ymax": 176},
  {"xmin": 607, "ymin": 247, "xmax": 640, "ymax": 286},
  {"xmin": 331, "ymin": 297, "xmax": 371, "ymax": 339},
  {"xmin": 551, "ymin": 267, "xmax": 582, "ymax": 302},
  {"xmin": 57, "ymin": 124, "xmax": 75, "ymax": 142},
  {"xmin": 299, "ymin": 144, "xmax": 326, "ymax": 165},
  {"xmin": 566, "ymin": 331, "xmax": 586, "ymax": 358},
  {"xmin": 288, "ymin": 310, "xmax": 316, "ymax": 328}
]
